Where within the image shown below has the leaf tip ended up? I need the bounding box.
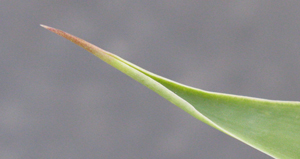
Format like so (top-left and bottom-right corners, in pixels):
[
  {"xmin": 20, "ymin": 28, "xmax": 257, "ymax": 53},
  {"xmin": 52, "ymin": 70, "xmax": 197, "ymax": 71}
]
[
  {"xmin": 40, "ymin": 24, "xmax": 59, "ymax": 34},
  {"xmin": 40, "ymin": 24, "xmax": 51, "ymax": 29},
  {"xmin": 40, "ymin": 24, "xmax": 114, "ymax": 60}
]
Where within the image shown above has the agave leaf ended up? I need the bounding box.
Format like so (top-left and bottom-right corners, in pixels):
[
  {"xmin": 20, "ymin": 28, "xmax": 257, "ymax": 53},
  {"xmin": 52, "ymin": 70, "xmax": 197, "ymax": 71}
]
[{"xmin": 41, "ymin": 25, "xmax": 300, "ymax": 159}]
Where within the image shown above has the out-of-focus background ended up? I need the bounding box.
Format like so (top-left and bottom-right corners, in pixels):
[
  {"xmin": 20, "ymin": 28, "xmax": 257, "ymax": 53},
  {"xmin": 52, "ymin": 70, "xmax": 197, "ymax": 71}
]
[{"xmin": 1, "ymin": 1, "xmax": 300, "ymax": 158}]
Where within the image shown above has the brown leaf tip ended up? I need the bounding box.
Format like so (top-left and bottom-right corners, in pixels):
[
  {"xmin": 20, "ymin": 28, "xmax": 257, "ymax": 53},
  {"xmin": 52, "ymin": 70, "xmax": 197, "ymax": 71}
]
[
  {"xmin": 40, "ymin": 24, "xmax": 60, "ymax": 34},
  {"xmin": 40, "ymin": 24, "xmax": 54, "ymax": 31}
]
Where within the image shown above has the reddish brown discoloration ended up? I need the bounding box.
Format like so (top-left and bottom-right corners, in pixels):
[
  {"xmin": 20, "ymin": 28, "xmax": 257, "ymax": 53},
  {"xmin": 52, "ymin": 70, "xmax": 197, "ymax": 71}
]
[
  {"xmin": 40, "ymin": 24, "xmax": 116, "ymax": 64},
  {"xmin": 40, "ymin": 24, "xmax": 97, "ymax": 54}
]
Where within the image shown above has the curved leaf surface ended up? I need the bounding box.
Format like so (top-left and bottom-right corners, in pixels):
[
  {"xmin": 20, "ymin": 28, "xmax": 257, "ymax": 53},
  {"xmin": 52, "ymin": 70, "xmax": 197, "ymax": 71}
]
[{"xmin": 41, "ymin": 25, "xmax": 300, "ymax": 159}]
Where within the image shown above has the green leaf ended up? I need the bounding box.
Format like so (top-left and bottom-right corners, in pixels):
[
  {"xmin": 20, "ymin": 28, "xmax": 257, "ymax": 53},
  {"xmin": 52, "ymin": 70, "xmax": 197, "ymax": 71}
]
[{"xmin": 41, "ymin": 24, "xmax": 300, "ymax": 159}]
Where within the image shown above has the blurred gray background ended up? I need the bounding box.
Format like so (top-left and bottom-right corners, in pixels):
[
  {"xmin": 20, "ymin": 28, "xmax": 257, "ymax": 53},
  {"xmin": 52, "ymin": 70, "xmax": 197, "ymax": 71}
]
[{"xmin": 1, "ymin": 1, "xmax": 300, "ymax": 158}]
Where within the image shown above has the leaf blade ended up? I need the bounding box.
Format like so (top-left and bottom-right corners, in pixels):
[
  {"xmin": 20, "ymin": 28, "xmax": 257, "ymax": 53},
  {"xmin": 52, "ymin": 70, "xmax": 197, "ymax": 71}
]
[{"xmin": 41, "ymin": 25, "xmax": 300, "ymax": 159}]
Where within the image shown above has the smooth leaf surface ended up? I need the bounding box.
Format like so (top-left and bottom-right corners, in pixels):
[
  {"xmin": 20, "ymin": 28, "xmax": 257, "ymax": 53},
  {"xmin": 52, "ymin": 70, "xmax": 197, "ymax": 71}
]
[{"xmin": 41, "ymin": 25, "xmax": 300, "ymax": 159}]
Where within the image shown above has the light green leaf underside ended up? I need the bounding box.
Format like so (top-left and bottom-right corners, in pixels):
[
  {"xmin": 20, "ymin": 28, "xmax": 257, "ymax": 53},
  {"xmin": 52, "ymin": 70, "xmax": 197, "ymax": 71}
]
[{"xmin": 41, "ymin": 25, "xmax": 300, "ymax": 159}]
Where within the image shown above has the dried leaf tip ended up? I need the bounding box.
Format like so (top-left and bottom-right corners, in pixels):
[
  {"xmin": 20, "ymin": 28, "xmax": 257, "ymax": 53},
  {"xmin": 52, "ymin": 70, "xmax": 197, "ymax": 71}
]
[
  {"xmin": 40, "ymin": 24, "xmax": 51, "ymax": 29},
  {"xmin": 40, "ymin": 24, "xmax": 61, "ymax": 35}
]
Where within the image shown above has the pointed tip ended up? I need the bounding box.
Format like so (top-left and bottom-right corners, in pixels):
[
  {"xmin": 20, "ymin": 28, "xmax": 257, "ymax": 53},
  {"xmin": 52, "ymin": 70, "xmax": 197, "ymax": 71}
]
[
  {"xmin": 40, "ymin": 24, "xmax": 50, "ymax": 29},
  {"xmin": 40, "ymin": 24, "xmax": 59, "ymax": 34}
]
